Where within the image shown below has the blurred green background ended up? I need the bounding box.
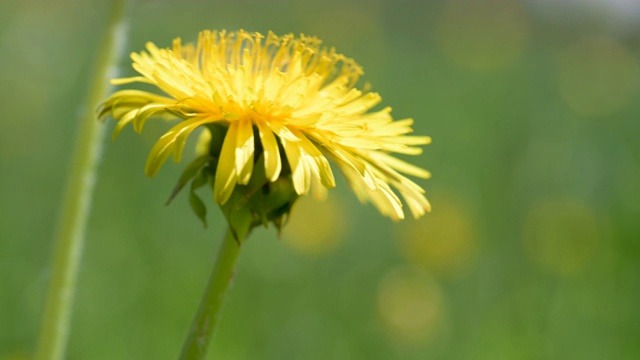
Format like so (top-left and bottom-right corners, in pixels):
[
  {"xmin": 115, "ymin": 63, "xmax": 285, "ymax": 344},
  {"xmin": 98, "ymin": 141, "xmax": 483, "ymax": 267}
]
[{"xmin": 2, "ymin": 0, "xmax": 640, "ymax": 359}]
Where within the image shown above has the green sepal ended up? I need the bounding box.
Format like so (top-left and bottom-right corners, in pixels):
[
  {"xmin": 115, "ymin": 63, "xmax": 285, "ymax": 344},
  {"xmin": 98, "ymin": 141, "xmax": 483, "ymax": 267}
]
[
  {"xmin": 220, "ymin": 189, "xmax": 254, "ymax": 244},
  {"xmin": 189, "ymin": 167, "xmax": 210, "ymax": 227},
  {"xmin": 261, "ymin": 178, "xmax": 298, "ymax": 234},
  {"xmin": 232, "ymin": 154, "xmax": 299, "ymax": 234},
  {"xmin": 166, "ymin": 154, "xmax": 214, "ymax": 205}
]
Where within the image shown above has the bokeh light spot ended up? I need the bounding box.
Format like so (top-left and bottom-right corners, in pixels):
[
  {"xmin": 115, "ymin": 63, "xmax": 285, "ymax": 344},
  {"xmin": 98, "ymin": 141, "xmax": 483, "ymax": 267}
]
[
  {"xmin": 557, "ymin": 35, "xmax": 639, "ymax": 117},
  {"xmin": 435, "ymin": 0, "xmax": 529, "ymax": 71},
  {"xmin": 377, "ymin": 266, "xmax": 446, "ymax": 346},
  {"xmin": 396, "ymin": 198, "xmax": 476, "ymax": 277},
  {"xmin": 292, "ymin": 1, "xmax": 389, "ymax": 72},
  {"xmin": 294, "ymin": 1, "xmax": 381, "ymax": 47},
  {"xmin": 283, "ymin": 196, "xmax": 347, "ymax": 256},
  {"xmin": 523, "ymin": 199, "xmax": 599, "ymax": 276}
]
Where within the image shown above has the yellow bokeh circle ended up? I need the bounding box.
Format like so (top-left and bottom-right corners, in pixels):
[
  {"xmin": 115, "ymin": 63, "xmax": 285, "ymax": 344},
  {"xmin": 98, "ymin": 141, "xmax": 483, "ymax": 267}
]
[
  {"xmin": 557, "ymin": 36, "xmax": 639, "ymax": 117},
  {"xmin": 396, "ymin": 199, "xmax": 476, "ymax": 277},
  {"xmin": 435, "ymin": 0, "xmax": 529, "ymax": 71},
  {"xmin": 523, "ymin": 199, "xmax": 599, "ymax": 276},
  {"xmin": 377, "ymin": 266, "xmax": 446, "ymax": 346},
  {"xmin": 282, "ymin": 196, "xmax": 347, "ymax": 256}
]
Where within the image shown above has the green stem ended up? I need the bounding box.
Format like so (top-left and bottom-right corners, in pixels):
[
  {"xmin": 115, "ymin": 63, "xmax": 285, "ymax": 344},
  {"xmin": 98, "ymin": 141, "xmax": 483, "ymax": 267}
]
[
  {"xmin": 35, "ymin": 1, "xmax": 129, "ymax": 359},
  {"xmin": 179, "ymin": 229, "xmax": 244, "ymax": 360}
]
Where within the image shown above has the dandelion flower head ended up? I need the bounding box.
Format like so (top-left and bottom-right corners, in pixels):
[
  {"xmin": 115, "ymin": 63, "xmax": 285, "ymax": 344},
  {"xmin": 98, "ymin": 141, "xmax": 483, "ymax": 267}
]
[{"xmin": 100, "ymin": 30, "xmax": 431, "ymax": 220}]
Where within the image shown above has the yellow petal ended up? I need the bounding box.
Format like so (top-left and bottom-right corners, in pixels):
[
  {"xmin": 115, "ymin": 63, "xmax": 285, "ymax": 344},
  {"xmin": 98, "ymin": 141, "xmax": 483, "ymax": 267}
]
[
  {"xmin": 256, "ymin": 119, "xmax": 281, "ymax": 181},
  {"xmin": 373, "ymin": 180, "xmax": 405, "ymax": 220},
  {"xmin": 281, "ymin": 138, "xmax": 309, "ymax": 195},
  {"xmin": 381, "ymin": 144, "xmax": 423, "ymax": 155},
  {"xmin": 370, "ymin": 152, "xmax": 431, "ymax": 179},
  {"xmin": 172, "ymin": 117, "xmax": 214, "ymax": 162},
  {"xmin": 400, "ymin": 188, "xmax": 431, "ymax": 218},
  {"xmin": 297, "ymin": 133, "xmax": 335, "ymax": 189},
  {"xmin": 110, "ymin": 76, "xmax": 153, "ymax": 85},
  {"xmin": 324, "ymin": 145, "xmax": 377, "ymax": 190},
  {"xmin": 195, "ymin": 128, "xmax": 212, "ymax": 156},
  {"xmin": 235, "ymin": 119, "xmax": 255, "ymax": 185},
  {"xmin": 145, "ymin": 117, "xmax": 210, "ymax": 176},
  {"xmin": 132, "ymin": 103, "xmax": 175, "ymax": 133},
  {"xmin": 112, "ymin": 108, "xmax": 139, "ymax": 140},
  {"xmin": 214, "ymin": 121, "xmax": 239, "ymax": 204},
  {"xmin": 385, "ymin": 135, "xmax": 432, "ymax": 146}
]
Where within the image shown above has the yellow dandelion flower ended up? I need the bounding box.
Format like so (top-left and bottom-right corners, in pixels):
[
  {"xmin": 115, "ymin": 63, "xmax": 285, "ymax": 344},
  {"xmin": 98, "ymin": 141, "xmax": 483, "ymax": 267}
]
[{"xmin": 99, "ymin": 30, "xmax": 431, "ymax": 220}]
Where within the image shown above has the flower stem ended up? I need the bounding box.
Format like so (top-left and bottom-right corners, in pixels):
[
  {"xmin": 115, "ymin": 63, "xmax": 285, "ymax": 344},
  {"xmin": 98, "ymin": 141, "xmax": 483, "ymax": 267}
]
[
  {"xmin": 35, "ymin": 1, "xmax": 129, "ymax": 359},
  {"xmin": 179, "ymin": 228, "xmax": 244, "ymax": 360}
]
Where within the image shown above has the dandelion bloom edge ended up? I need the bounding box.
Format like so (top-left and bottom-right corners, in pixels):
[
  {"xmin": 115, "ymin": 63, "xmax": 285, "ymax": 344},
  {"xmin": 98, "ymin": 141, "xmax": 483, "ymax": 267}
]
[{"xmin": 99, "ymin": 29, "xmax": 431, "ymax": 220}]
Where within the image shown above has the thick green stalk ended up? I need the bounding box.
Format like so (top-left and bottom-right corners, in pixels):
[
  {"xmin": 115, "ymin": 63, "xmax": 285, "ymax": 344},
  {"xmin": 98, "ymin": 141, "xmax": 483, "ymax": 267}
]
[
  {"xmin": 35, "ymin": 1, "xmax": 129, "ymax": 359},
  {"xmin": 178, "ymin": 229, "xmax": 244, "ymax": 360}
]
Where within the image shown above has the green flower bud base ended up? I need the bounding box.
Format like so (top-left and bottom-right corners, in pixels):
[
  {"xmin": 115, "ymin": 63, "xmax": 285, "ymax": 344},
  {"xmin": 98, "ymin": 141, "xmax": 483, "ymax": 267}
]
[{"xmin": 175, "ymin": 124, "xmax": 302, "ymax": 359}]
